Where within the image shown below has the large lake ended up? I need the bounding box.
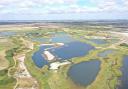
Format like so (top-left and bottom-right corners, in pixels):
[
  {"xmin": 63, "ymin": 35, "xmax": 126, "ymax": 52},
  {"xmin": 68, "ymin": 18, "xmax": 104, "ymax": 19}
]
[
  {"xmin": 32, "ymin": 41, "xmax": 94, "ymax": 68},
  {"xmin": 67, "ymin": 60, "xmax": 101, "ymax": 86},
  {"xmin": 49, "ymin": 41, "xmax": 94, "ymax": 60}
]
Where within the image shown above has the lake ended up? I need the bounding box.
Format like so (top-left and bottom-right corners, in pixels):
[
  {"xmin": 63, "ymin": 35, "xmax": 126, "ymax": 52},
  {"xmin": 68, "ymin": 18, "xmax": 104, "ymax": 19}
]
[
  {"xmin": 32, "ymin": 41, "xmax": 94, "ymax": 68},
  {"xmin": 98, "ymin": 49, "xmax": 114, "ymax": 58},
  {"xmin": 31, "ymin": 37, "xmax": 49, "ymax": 42},
  {"xmin": 32, "ymin": 45, "xmax": 52, "ymax": 68},
  {"xmin": 67, "ymin": 60, "xmax": 101, "ymax": 86},
  {"xmin": 50, "ymin": 33, "xmax": 75, "ymax": 43},
  {"xmin": 89, "ymin": 39, "xmax": 107, "ymax": 44},
  {"xmin": 49, "ymin": 41, "xmax": 94, "ymax": 60},
  {"xmin": 118, "ymin": 55, "xmax": 128, "ymax": 89}
]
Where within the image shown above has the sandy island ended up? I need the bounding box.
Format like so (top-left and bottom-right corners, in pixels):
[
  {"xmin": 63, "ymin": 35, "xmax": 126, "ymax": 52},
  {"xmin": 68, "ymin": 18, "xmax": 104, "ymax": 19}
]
[
  {"xmin": 40, "ymin": 43, "xmax": 64, "ymax": 46},
  {"xmin": 49, "ymin": 61, "xmax": 71, "ymax": 70},
  {"xmin": 43, "ymin": 51, "xmax": 55, "ymax": 61},
  {"xmin": 42, "ymin": 43, "xmax": 64, "ymax": 61}
]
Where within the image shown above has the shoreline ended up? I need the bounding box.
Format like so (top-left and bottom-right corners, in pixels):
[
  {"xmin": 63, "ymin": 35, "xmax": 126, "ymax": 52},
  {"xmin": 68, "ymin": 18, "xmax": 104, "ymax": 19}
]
[{"xmin": 41, "ymin": 43, "xmax": 64, "ymax": 61}]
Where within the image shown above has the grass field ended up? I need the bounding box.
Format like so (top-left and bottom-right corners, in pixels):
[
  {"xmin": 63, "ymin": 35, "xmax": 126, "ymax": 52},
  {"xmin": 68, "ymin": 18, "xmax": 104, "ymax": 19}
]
[
  {"xmin": 0, "ymin": 48, "xmax": 17, "ymax": 89},
  {"xmin": 0, "ymin": 37, "xmax": 25, "ymax": 89}
]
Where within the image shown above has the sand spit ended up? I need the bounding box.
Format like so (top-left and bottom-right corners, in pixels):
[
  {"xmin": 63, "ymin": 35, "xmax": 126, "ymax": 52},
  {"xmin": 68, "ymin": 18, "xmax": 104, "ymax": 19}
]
[
  {"xmin": 41, "ymin": 43, "xmax": 64, "ymax": 61},
  {"xmin": 43, "ymin": 51, "xmax": 55, "ymax": 61},
  {"xmin": 40, "ymin": 43, "xmax": 64, "ymax": 46},
  {"xmin": 55, "ymin": 43, "xmax": 64, "ymax": 46},
  {"xmin": 40, "ymin": 44, "xmax": 54, "ymax": 46},
  {"xmin": 49, "ymin": 61, "xmax": 71, "ymax": 70}
]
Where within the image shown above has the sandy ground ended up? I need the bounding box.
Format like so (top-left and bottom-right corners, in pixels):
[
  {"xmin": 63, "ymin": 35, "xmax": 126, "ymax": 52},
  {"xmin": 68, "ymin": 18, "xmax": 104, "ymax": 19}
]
[
  {"xmin": 109, "ymin": 31, "xmax": 128, "ymax": 43},
  {"xmin": 49, "ymin": 61, "xmax": 71, "ymax": 70},
  {"xmin": 16, "ymin": 54, "xmax": 31, "ymax": 78},
  {"xmin": 16, "ymin": 78, "xmax": 38, "ymax": 89},
  {"xmin": 15, "ymin": 42, "xmax": 34, "ymax": 78},
  {"xmin": 43, "ymin": 51, "xmax": 55, "ymax": 61},
  {"xmin": 41, "ymin": 43, "xmax": 64, "ymax": 61},
  {"xmin": 55, "ymin": 43, "xmax": 64, "ymax": 46},
  {"xmin": 109, "ymin": 31, "xmax": 128, "ymax": 37},
  {"xmin": 40, "ymin": 44, "xmax": 54, "ymax": 46},
  {"xmin": 40, "ymin": 43, "xmax": 64, "ymax": 46},
  {"xmin": 14, "ymin": 54, "xmax": 38, "ymax": 89},
  {"xmin": 14, "ymin": 42, "xmax": 38, "ymax": 89}
]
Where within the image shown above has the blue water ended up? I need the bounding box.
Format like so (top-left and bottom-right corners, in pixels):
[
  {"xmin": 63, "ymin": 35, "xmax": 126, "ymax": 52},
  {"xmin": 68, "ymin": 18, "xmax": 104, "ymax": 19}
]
[
  {"xmin": 0, "ymin": 32, "xmax": 16, "ymax": 37},
  {"xmin": 51, "ymin": 33, "xmax": 75, "ymax": 43},
  {"xmin": 32, "ymin": 41, "xmax": 94, "ymax": 68},
  {"xmin": 89, "ymin": 39, "xmax": 107, "ymax": 44},
  {"xmin": 31, "ymin": 37, "xmax": 49, "ymax": 42},
  {"xmin": 68, "ymin": 60, "xmax": 101, "ymax": 86},
  {"xmin": 49, "ymin": 41, "xmax": 94, "ymax": 60},
  {"xmin": 98, "ymin": 50, "xmax": 114, "ymax": 58},
  {"xmin": 118, "ymin": 55, "xmax": 128, "ymax": 89},
  {"xmin": 32, "ymin": 45, "xmax": 52, "ymax": 68}
]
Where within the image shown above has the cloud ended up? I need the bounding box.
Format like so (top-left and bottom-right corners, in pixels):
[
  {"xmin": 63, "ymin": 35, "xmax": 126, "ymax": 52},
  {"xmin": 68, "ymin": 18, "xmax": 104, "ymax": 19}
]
[
  {"xmin": 98, "ymin": 0, "xmax": 117, "ymax": 11},
  {"xmin": 123, "ymin": 0, "xmax": 128, "ymax": 6},
  {"xmin": 0, "ymin": 0, "xmax": 128, "ymax": 15}
]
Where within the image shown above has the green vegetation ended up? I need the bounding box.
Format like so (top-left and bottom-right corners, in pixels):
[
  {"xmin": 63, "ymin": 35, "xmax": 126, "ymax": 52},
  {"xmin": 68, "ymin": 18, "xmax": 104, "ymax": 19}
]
[
  {"xmin": 0, "ymin": 37, "xmax": 27, "ymax": 89},
  {"xmin": 25, "ymin": 47, "xmax": 77, "ymax": 89},
  {"xmin": 0, "ymin": 69, "xmax": 16, "ymax": 89},
  {"xmin": 120, "ymin": 43, "xmax": 128, "ymax": 47},
  {"xmin": 0, "ymin": 49, "xmax": 17, "ymax": 89},
  {"xmin": 0, "ymin": 23, "xmax": 128, "ymax": 89},
  {"xmin": 5, "ymin": 49, "xmax": 16, "ymax": 67},
  {"xmin": 24, "ymin": 42, "xmax": 127, "ymax": 89}
]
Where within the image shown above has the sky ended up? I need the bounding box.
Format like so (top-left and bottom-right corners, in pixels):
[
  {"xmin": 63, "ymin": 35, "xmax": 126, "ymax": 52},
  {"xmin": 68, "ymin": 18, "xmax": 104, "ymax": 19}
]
[{"xmin": 0, "ymin": 0, "xmax": 128, "ymax": 20}]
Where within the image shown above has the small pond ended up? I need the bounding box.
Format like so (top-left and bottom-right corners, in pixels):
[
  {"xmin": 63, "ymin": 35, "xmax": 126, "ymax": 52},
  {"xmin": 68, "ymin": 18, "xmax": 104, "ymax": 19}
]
[
  {"xmin": 67, "ymin": 60, "xmax": 101, "ymax": 86},
  {"xmin": 89, "ymin": 39, "xmax": 107, "ymax": 44},
  {"xmin": 98, "ymin": 50, "xmax": 114, "ymax": 58},
  {"xmin": 51, "ymin": 33, "xmax": 75, "ymax": 43},
  {"xmin": 31, "ymin": 37, "xmax": 49, "ymax": 42}
]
